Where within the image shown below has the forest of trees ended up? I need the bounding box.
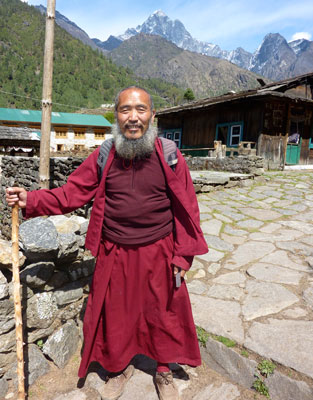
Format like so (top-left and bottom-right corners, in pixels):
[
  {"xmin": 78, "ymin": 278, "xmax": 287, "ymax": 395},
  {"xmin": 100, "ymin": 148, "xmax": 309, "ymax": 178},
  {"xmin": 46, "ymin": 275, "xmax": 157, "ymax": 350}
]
[{"xmin": 0, "ymin": 0, "xmax": 185, "ymax": 112}]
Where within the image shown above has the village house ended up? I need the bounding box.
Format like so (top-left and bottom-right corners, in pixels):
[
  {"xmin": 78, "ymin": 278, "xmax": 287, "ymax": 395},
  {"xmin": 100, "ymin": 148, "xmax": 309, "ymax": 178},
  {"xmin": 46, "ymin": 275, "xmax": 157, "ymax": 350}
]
[
  {"xmin": 0, "ymin": 125, "xmax": 40, "ymax": 156},
  {"xmin": 157, "ymin": 72, "xmax": 313, "ymax": 167},
  {"xmin": 0, "ymin": 108, "xmax": 112, "ymax": 153}
]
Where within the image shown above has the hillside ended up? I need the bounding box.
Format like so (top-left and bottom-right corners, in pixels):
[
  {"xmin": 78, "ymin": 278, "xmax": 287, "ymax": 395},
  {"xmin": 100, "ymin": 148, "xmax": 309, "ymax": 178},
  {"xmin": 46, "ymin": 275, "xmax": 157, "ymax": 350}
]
[
  {"xmin": 109, "ymin": 34, "xmax": 267, "ymax": 98},
  {"xmin": 0, "ymin": 0, "xmax": 184, "ymax": 111}
]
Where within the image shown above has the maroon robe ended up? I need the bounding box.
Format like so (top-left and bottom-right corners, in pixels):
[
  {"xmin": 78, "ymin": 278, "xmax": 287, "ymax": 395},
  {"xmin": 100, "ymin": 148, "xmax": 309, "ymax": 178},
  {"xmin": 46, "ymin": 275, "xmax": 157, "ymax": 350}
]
[{"xmin": 24, "ymin": 138, "xmax": 208, "ymax": 376}]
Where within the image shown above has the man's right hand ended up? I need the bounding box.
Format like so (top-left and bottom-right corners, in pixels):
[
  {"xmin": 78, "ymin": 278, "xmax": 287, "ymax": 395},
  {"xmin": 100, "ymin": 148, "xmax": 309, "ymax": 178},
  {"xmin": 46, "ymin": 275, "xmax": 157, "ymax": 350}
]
[{"xmin": 5, "ymin": 187, "xmax": 27, "ymax": 208}]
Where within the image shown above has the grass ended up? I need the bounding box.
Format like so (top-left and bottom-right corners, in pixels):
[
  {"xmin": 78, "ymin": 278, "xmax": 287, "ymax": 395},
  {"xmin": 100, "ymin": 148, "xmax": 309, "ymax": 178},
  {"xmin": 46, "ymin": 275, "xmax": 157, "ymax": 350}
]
[{"xmin": 196, "ymin": 326, "xmax": 209, "ymax": 348}]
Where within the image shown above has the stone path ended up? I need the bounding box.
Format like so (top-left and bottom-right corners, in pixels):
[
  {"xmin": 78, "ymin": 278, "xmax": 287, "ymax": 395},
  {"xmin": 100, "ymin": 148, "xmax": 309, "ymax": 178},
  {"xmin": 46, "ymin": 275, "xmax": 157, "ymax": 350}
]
[{"xmin": 189, "ymin": 170, "xmax": 313, "ymax": 399}]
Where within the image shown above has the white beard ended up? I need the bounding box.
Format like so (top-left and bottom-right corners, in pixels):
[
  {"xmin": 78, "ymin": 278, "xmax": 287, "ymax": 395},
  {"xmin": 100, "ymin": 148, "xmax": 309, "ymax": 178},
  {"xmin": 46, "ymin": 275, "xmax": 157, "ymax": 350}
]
[{"xmin": 112, "ymin": 123, "xmax": 158, "ymax": 160}]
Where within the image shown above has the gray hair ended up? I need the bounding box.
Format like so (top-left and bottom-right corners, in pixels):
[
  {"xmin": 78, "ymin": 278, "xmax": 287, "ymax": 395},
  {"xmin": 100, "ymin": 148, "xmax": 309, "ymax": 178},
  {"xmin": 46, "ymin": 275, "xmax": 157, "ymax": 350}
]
[{"xmin": 114, "ymin": 86, "xmax": 154, "ymax": 112}]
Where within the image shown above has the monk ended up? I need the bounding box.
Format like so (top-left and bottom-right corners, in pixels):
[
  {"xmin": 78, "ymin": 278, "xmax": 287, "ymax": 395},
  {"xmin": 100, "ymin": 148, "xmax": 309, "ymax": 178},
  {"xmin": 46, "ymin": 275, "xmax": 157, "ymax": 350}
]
[{"xmin": 6, "ymin": 86, "xmax": 208, "ymax": 400}]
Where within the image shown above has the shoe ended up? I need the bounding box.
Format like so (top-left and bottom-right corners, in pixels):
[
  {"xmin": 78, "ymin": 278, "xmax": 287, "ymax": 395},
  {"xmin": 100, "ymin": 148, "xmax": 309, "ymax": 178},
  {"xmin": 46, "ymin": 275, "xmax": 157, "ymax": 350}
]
[
  {"xmin": 102, "ymin": 365, "xmax": 134, "ymax": 400},
  {"xmin": 155, "ymin": 371, "xmax": 180, "ymax": 400}
]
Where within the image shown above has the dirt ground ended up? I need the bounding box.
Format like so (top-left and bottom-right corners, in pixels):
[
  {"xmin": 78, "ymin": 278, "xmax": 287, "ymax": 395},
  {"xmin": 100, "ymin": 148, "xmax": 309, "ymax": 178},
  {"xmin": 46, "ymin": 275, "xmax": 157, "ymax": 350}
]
[{"xmin": 5, "ymin": 341, "xmax": 266, "ymax": 400}]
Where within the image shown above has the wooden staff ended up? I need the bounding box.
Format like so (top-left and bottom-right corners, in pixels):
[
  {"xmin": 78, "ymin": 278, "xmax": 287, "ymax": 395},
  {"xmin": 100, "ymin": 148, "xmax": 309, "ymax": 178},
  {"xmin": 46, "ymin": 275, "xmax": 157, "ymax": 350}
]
[{"xmin": 11, "ymin": 203, "xmax": 25, "ymax": 399}]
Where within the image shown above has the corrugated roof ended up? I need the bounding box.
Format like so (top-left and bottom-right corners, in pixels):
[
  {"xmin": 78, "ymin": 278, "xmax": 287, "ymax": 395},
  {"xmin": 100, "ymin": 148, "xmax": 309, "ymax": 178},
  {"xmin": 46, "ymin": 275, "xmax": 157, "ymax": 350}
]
[
  {"xmin": 0, "ymin": 126, "xmax": 41, "ymax": 141},
  {"xmin": 0, "ymin": 108, "xmax": 112, "ymax": 127}
]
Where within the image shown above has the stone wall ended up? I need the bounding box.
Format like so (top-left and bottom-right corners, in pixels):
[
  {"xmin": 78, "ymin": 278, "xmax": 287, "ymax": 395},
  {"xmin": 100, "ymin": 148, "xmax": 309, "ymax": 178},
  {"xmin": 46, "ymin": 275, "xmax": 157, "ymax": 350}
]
[
  {"xmin": 0, "ymin": 215, "xmax": 93, "ymax": 397},
  {"xmin": 0, "ymin": 156, "xmax": 90, "ymax": 240},
  {"xmin": 185, "ymin": 155, "xmax": 265, "ymax": 175}
]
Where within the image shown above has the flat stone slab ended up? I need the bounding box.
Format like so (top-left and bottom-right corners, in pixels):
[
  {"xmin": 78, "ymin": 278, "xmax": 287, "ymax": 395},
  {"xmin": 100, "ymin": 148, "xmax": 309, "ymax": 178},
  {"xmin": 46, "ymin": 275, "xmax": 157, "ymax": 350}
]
[
  {"xmin": 242, "ymin": 281, "xmax": 299, "ymax": 321},
  {"xmin": 249, "ymin": 229, "xmax": 304, "ymax": 242},
  {"xmin": 224, "ymin": 241, "xmax": 275, "ymax": 269},
  {"xmin": 197, "ymin": 249, "xmax": 225, "ymax": 263},
  {"xmin": 190, "ymin": 294, "xmax": 244, "ymax": 344},
  {"xmin": 187, "ymin": 280, "xmax": 208, "ymax": 295},
  {"xmin": 206, "ymin": 285, "xmax": 244, "ymax": 301},
  {"xmin": 212, "ymin": 272, "xmax": 246, "ymax": 285},
  {"xmin": 238, "ymin": 207, "xmax": 282, "ymax": 220},
  {"xmin": 303, "ymin": 284, "xmax": 313, "ymax": 308},
  {"xmin": 244, "ymin": 319, "xmax": 313, "ymax": 379},
  {"xmin": 220, "ymin": 233, "xmax": 246, "ymax": 245},
  {"xmin": 280, "ymin": 220, "xmax": 313, "ymax": 234},
  {"xmin": 259, "ymin": 222, "xmax": 282, "ymax": 233},
  {"xmin": 260, "ymin": 250, "xmax": 310, "ymax": 272},
  {"xmin": 235, "ymin": 219, "xmax": 264, "ymax": 229},
  {"xmin": 247, "ymin": 263, "xmax": 304, "ymax": 285},
  {"xmin": 204, "ymin": 235, "xmax": 234, "ymax": 252},
  {"xmin": 200, "ymin": 219, "xmax": 222, "ymax": 236}
]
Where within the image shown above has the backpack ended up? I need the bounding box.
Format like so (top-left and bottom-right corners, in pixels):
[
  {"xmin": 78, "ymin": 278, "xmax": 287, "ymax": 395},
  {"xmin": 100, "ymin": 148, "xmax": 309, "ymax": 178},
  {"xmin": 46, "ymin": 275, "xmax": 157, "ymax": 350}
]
[{"xmin": 97, "ymin": 137, "xmax": 178, "ymax": 180}]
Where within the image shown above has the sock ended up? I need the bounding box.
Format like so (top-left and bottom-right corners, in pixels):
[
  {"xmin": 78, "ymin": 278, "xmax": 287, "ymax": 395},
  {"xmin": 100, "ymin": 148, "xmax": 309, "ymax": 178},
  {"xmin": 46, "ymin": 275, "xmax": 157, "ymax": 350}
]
[{"xmin": 156, "ymin": 362, "xmax": 170, "ymax": 373}]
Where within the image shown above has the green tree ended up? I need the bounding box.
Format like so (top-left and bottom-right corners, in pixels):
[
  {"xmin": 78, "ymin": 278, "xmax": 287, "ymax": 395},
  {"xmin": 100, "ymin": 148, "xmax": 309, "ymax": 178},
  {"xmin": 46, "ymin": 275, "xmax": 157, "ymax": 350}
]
[{"xmin": 183, "ymin": 88, "xmax": 195, "ymax": 101}]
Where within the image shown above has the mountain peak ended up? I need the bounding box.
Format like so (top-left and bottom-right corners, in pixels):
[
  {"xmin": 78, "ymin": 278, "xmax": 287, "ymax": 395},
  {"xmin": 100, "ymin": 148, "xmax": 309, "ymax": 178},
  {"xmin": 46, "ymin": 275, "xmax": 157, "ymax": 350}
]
[{"xmin": 152, "ymin": 10, "xmax": 167, "ymax": 18}]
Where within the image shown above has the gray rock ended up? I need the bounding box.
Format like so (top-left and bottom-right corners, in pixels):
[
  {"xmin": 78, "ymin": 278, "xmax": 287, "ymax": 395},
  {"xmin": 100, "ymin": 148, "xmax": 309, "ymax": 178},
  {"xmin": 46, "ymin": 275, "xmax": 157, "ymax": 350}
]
[
  {"xmin": 0, "ymin": 351, "xmax": 16, "ymax": 376},
  {"xmin": 0, "ymin": 376, "xmax": 8, "ymax": 399},
  {"xmin": 20, "ymin": 261, "xmax": 55, "ymax": 288},
  {"xmin": 57, "ymin": 298, "xmax": 85, "ymax": 321},
  {"xmin": 275, "ymin": 241, "xmax": 313, "ymax": 257},
  {"xmin": 26, "ymin": 292, "xmax": 58, "ymax": 329},
  {"xmin": 0, "ymin": 298, "xmax": 14, "ymax": 334},
  {"xmin": 242, "ymin": 281, "xmax": 298, "ymax": 321},
  {"xmin": 245, "ymin": 319, "xmax": 313, "ymax": 379},
  {"xmin": 0, "ymin": 329, "xmax": 16, "ymax": 353},
  {"xmin": 247, "ymin": 263, "xmax": 304, "ymax": 285},
  {"xmin": 260, "ymin": 250, "xmax": 310, "ymax": 272},
  {"xmin": 200, "ymin": 219, "xmax": 222, "ymax": 236},
  {"xmin": 190, "ymin": 294, "xmax": 244, "ymax": 344},
  {"xmin": 27, "ymin": 319, "xmax": 61, "ymax": 344},
  {"xmin": 44, "ymin": 270, "xmax": 69, "ymax": 291},
  {"xmin": 43, "ymin": 320, "xmax": 79, "ymax": 368},
  {"xmin": 207, "ymin": 263, "xmax": 221, "ymax": 275},
  {"xmin": 204, "ymin": 235, "xmax": 234, "ymax": 252},
  {"xmin": 0, "ymin": 271, "xmax": 8, "ymax": 300},
  {"xmin": 193, "ymin": 382, "xmax": 240, "ymax": 400},
  {"xmin": 0, "ymin": 239, "xmax": 25, "ymax": 270},
  {"xmin": 223, "ymin": 226, "xmax": 247, "ymax": 236},
  {"xmin": 267, "ymin": 370, "xmax": 313, "ymax": 400},
  {"xmin": 68, "ymin": 215, "xmax": 89, "ymax": 235},
  {"xmin": 197, "ymin": 249, "xmax": 225, "ymax": 263},
  {"xmin": 53, "ymin": 281, "xmax": 84, "ymax": 306},
  {"xmin": 19, "ymin": 217, "xmax": 59, "ymax": 261},
  {"xmin": 200, "ymin": 337, "xmax": 257, "ymax": 389},
  {"xmin": 48, "ymin": 215, "xmax": 80, "ymax": 234},
  {"xmin": 187, "ymin": 280, "xmax": 208, "ymax": 295},
  {"xmin": 57, "ymin": 233, "xmax": 79, "ymax": 263},
  {"xmin": 67, "ymin": 256, "xmax": 95, "ymax": 281}
]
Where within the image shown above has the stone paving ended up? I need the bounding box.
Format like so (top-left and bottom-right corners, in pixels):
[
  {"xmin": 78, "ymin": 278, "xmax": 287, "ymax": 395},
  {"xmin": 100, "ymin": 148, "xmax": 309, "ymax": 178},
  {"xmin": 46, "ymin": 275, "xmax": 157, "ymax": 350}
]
[{"xmin": 188, "ymin": 171, "xmax": 313, "ymax": 392}]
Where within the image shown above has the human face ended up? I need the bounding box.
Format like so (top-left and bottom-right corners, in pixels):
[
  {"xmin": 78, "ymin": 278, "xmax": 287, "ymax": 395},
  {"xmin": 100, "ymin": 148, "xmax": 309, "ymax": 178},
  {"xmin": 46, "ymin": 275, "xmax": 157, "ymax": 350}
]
[{"xmin": 116, "ymin": 88, "xmax": 155, "ymax": 140}]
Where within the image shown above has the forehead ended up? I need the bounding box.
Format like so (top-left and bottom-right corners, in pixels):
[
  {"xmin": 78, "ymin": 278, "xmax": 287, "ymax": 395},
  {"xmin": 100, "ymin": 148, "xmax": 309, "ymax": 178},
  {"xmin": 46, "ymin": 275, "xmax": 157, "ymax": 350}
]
[{"xmin": 118, "ymin": 89, "xmax": 151, "ymax": 108}]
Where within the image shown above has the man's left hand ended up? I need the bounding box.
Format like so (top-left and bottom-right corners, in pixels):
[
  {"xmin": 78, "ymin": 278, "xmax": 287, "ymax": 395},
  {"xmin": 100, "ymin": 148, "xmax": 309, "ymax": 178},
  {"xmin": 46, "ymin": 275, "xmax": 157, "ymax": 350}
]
[{"xmin": 173, "ymin": 265, "xmax": 186, "ymax": 278}]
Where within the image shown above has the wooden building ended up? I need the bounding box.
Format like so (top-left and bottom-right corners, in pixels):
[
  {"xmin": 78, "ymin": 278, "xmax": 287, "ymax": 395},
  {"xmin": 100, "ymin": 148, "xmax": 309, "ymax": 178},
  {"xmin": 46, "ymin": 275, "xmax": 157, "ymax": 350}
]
[{"xmin": 157, "ymin": 73, "xmax": 313, "ymax": 166}]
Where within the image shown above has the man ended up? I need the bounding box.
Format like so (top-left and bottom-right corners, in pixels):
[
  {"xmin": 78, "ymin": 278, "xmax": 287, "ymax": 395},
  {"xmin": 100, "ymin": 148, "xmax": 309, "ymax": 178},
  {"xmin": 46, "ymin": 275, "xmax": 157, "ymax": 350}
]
[{"xmin": 6, "ymin": 87, "xmax": 208, "ymax": 400}]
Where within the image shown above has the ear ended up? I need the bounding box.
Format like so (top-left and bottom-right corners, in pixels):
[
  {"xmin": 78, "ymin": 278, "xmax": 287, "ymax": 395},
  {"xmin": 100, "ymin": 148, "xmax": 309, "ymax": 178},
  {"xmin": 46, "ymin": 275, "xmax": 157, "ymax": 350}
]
[{"xmin": 151, "ymin": 109, "xmax": 156, "ymax": 124}]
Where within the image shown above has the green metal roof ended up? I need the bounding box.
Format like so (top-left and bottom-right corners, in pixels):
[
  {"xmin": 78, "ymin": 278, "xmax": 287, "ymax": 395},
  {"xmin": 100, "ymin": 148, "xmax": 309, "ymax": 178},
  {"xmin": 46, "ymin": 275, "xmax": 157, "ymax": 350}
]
[{"xmin": 0, "ymin": 108, "xmax": 111, "ymax": 127}]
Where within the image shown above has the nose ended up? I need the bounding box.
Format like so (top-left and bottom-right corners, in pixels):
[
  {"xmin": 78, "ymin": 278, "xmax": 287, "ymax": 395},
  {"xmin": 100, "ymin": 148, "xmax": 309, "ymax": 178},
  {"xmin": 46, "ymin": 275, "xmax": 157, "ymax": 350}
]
[{"xmin": 129, "ymin": 108, "xmax": 138, "ymax": 121}]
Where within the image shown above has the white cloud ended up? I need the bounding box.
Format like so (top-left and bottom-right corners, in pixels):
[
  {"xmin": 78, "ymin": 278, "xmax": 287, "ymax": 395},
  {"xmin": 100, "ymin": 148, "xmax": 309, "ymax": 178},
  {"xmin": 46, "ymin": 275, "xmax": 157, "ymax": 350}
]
[{"xmin": 290, "ymin": 32, "xmax": 312, "ymax": 41}]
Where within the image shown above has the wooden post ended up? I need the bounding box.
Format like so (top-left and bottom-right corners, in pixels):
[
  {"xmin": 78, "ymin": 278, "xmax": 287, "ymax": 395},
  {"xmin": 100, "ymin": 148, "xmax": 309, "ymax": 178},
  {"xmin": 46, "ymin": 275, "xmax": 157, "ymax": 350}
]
[
  {"xmin": 39, "ymin": 0, "xmax": 56, "ymax": 189},
  {"xmin": 11, "ymin": 204, "xmax": 25, "ymax": 400}
]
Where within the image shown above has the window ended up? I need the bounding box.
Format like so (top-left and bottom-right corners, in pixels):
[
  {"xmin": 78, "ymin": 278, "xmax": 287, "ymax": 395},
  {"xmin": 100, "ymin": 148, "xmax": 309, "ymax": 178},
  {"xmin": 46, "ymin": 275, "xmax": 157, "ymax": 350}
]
[
  {"xmin": 163, "ymin": 129, "xmax": 182, "ymax": 148},
  {"xmin": 215, "ymin": 122, "xmax": 243, "ymax": 147},
  {"xmin": 94, "ymin": 129, "xmax": 106, "ymax": 140},
  {"xmin": 55, "ymin": 131, "xmax": 67, "ymax": 139},
  {"xmin": 57, "ymin": 144, "xmax": 64, "ymax": 151},
  {"xmin": 74, "ymin": 128, "xmax": 86, "ymax": 139}
]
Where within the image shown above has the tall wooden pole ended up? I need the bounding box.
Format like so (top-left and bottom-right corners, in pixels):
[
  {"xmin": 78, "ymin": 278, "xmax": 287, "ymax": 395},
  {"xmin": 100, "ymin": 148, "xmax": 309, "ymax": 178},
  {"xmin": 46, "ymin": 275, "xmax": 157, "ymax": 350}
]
[
  {"xmin": 39, "ymin": 0, "xmax": 56, "ymax": 189},
  {"xmin": 11, "ymin": 204, "xmax": 25, "ymax": 400}
]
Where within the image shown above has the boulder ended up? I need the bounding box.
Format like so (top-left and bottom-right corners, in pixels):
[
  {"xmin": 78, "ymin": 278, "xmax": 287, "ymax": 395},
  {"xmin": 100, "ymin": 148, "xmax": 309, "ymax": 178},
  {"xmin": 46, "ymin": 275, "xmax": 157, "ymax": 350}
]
[
  {"xmin": 0, "ymin": 270, "xmax": 9, "ymax": 300},
  {"xmin": 26, "ymin": 292, "xmax": 58, "ymax": 329},
  {"xmin": 53, "ymin": 281, "xmax": 84, "ymax": 306},
  {"xmin": 0, "ymin": 375, "xmax": 8, "ymax": 399},
  {"xmin": 20, "ymin": 261, "xmax": 55, "ymax": 288},
  {"xmin": 67, "ymin": 256, "xmax": 95, "ymax": 281},
  {"xmin": 57, "ymin": 233, "xmax": 79, "ymax": 264},
  {"xmin": 19, "ymin": 217, "xmax": 59, "ymax": 262},
  {"xmin": 0, "ymin": 298, "xmax": 15, "ymax": 335},
  {"xmin": 0, "ymin": 239, "xmax": 25, "ymax": 269},
  {"xmin": 49, "ymin": 215, "xmax": 80, "ymax": 235},
  {"xmin": 43, "ymin": 320, "xmax": 80, "ymax": 368}
]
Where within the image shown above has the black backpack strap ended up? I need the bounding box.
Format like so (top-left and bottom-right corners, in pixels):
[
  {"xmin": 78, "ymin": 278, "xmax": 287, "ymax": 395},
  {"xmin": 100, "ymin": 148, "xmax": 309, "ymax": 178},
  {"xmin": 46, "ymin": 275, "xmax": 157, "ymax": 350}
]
[
  {"xmin": 97, "ymin": 138, "xmax": 114, "ymax": 180},
  {"xmin": 159, "ymin": 137, "xmax": 178, "ymax": 171}
]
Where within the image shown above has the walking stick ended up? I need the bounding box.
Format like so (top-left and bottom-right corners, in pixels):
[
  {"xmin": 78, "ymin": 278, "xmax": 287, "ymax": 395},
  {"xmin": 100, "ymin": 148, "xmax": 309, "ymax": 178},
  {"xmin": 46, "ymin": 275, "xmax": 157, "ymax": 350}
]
[{"xmin": 11, "ymin": 203, "xmax": 25, "ymax": 399}]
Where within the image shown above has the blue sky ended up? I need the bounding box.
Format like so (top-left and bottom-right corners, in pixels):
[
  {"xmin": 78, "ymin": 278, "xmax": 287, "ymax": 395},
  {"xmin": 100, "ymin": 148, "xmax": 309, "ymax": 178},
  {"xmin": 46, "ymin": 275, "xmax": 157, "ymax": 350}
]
[{"xmin": 23, "ymin": 0, "xmax": 313, "ymax": 52}]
